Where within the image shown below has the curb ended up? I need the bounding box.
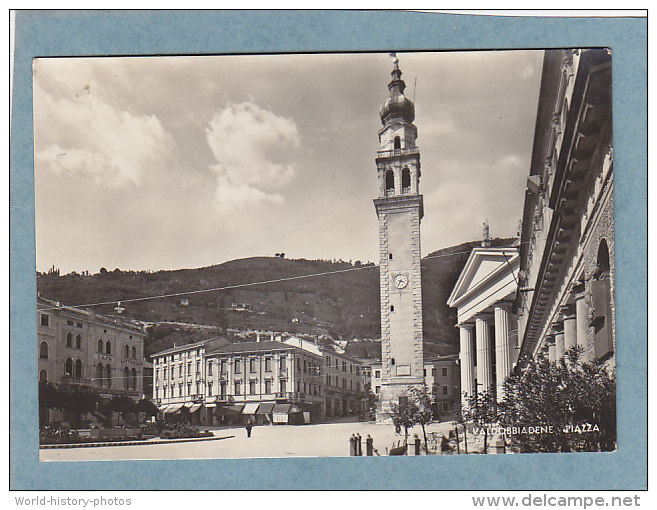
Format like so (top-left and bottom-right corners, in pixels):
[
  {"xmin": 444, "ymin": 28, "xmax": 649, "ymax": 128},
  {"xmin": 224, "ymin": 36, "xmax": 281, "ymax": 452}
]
[{"xmin": 40, "ymin": 435, "xmax": 234, "ymax": 449}]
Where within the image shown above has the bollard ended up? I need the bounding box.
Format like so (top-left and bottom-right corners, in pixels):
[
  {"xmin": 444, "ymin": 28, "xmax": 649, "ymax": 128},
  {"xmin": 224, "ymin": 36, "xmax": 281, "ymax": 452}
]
[
  {"xmin": 349, "ymin": 434, "xmax": 356, "ymax": 456},
  {"xmin": 356, "ymin": 433, "xmax": 362, "ymax": 456},
  {"xmin": 414, "ymin": 434, "xmax": 421, "ymax": 456},
  {"xmin": 366, "ymin": 435, "xmax": 374, "ymax": 456}
]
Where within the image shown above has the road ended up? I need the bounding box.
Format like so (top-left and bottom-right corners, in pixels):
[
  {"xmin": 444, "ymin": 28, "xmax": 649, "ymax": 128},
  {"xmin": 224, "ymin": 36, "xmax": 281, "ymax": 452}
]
[{"xmin": 39, "ymin": 420, "xmax": 456, "ymax": 461}]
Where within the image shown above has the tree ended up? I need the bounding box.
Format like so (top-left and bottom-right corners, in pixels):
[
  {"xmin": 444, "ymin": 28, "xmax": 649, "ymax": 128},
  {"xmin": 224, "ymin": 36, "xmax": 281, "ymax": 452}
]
[
  {"xmin": 498, "ymin": 346, "xmax": 616, "ymax": 453},
  {"xmin": 363, "ymin": 383, "xmax": 378, "ymax": 420},
  {"xmin": 136, "ymin": 399, "xmax": 160, "ymax": 416},
  {"xmin": 390, "ymin": 398, "xmax": 418, "ymax": 448},
  {"xmin": 461, "ymin": 390, "xmax": 498, "ymax": 453},
  {"xmin": 409, "ymin": 385, "xmax": 434, "ymax": 453}
]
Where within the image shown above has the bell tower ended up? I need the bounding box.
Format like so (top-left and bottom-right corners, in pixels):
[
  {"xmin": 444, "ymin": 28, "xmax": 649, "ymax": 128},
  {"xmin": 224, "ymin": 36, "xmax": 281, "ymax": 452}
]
[{"xmin": 374, "ymin": 56, "xmax": 424, "ymax": 419}]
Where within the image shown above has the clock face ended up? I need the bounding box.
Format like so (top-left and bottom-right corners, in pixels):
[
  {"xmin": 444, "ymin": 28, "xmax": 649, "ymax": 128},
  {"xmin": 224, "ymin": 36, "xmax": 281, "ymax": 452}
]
[{"xmin": 393, "ymin": 273, "xmax": 409, "ymax": 289}]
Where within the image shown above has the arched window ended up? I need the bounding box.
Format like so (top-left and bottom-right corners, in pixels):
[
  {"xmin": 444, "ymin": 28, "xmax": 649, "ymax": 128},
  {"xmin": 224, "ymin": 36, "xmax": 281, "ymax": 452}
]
[
  {"xmin": 65, "ymin": 358, "xmax": 73, "ymax": 376},
  {"xmin": 597, "ymin": 239, "xmax": 610, "ymax": 278},
  {"xmin": 385, "ymin": 170, "xmax": 395, "ymax": 191},
  {"xmin": 106, "ymin": 364, "xmax": 112, "ymax": 387},
  {"xmin": 106, "ymin": 341, "xmax": 112, "ymax": 355},
  {"xmin": 66, "ymin": 332, "xmax": 73, "ymax": 347},
  {"xmin": 75, "ymin": 334, "xmax": 81, "ymax": 349},
  {"xmin": 39, "ymin": 341, "xmax": 48, "ymax": 359},
  {"xmin": 96, "ymin": 363, "xmax": 104, "ymax": 387},
  {"xmin": 124, "ymin": 345, "xmax": 129, "ymax": 358},
  {"xmin": 401, "ymin": 168, "xmax": 411, "ymax": 190},
  {"xmin": 75, "ymin": 359, "xmax": 82, "ymax": 378},
  {"xmin": 131, "ymin": 368, "xmax": 137, "ymax": 390},
  {"xmin": 39, "ymin": 370, "xmax": 48, "ymax": 383},
  {"xmin": 132, "ymin": 346, "xmax": 137, "ymax": 359},
  {"xmin": 97, "ymin": 339, "xmax": 103, "ymax": 353},
  {"xmin": 394, "ymin": 136, "xmax": 401, "ymax": 150},
  {"xmin": 124, "ymin": 367, "xmax": 130, "ymax": 390}
]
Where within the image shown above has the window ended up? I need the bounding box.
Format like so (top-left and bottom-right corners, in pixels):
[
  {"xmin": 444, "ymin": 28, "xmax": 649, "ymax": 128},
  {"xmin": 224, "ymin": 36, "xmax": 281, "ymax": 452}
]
[
  {"xmin": 131, "ymin": 368, "xmax": 137, "ymax": 390},
  {"xmin": 385, "ymin": 170, "xmax": 394, "ymax": 191},
  {"xmin": 235, "ymin": 382, "xmax": 241, "ymax": 395},
  {"xmin": 124, "ymin": 367, "xmax": 130, "ymax": 390},
  {"xmin": 40, "ymin": 314, "xmax": 49, "ymax": 327},
  {"xmin": 187, "ymin": 362, "xmax": 192, "ymax": 376},
  {"xmin": 97, "ymin": 363, "xmax": 104, "ymax": 386},
  {"xmin": 105, "ymin": 364, "xmax": 111, "ymax": 386},
  {"xmin": 250, "ymin": 358, "xmax": 256, "ymax": 372},
  {"xmin": 65, "ymin": 358, "xmax": 73, "ymax": 376},
  {"xmin": 187, "ymin": 382, "xmax": 191, "ymax": 395},
  {"xmin": 124, "ymin": 345, "xmax": 130, "ymax": 358},
  {"xmin": 279, "ymin": 355, "xmax": 286, "ymax": 371},
  {"xmin": 389, "ymin": 253, "xmax": 393, "ymax": 260},
  {"xmin": 39, "ymin": 341, "xmax": 48, "ymax": 359},
  {"xmin": 220, "ymin": 382, "xmax": 227, "ymax": 398},
  {"xmin": 390, "ymin": 305, "xmax": 395, "ymax": 312},
  {"xmin": 131, "ymin": 346, "xmax": 136, "ymax": 359},
  {"xmin": 196, "ymin": 382, "xmax": 200, "ymax": 395},
  {"xmin": 208, "ymin": 361, "xmax": 213, "ymax": 376},
  {"xmin": 66, "ymin": 332, "xmax": 72, "ymax": 347},
  {"xmin": 74, "ymin": 359, "xmax": 82, "ymax": 378},
  {"xmin": 196, "ymin": 361, "xmax": 200, "ymax": 374},
  {"xmin": 303, "ymin": 360, "xmax": 307, "ymax": 373},
  {"xmin": 155, "ymin": 369, "xmax": 159, "ymax": 381},
  {"xmin": 77, "ymin": 322, "xmax": 83, "ymax": 328},
  {"xmin": 249, "ymin": 381, "xmax": 256, "ymax": 395},
  {"xmin": 279, "ymin": 380, "xmax": 287, "ymax": 394},
  {"xmin": 163, "ymin": 367, "xmax": 167, "ymax": 380},
  {"xmin": 75, "ymin": 334, "xmax": 81, "ymax": 349},
  {"xmin": 235, "ymin": 359, "xmax": 241, "ymax": 374},
  {"xmin": 375, "ymin": 386, "xmax": 380, "ymax": 394},
  {"xmin": 208, "ymin": 382, "xmax": 213, "ymax": 396},
  {"xmin": 342, "ymin": 361, "xmax": 347, "ymax": 372},
  {"xmin": 265, "ymin": 357, "xmax": 272, "ymax": 372},
  {"xmin": 265, "ymin": 380, "xmax": 272, "ymax": 393},
  {"xmin": 401, "ymin": 168, "xmax": 411, "ymax": 189},
  {"xmin": 105, "ymin": 341, "xmax": 111, "ymax": 355},
  {"xmin": 40, "ymin": 370, "xmax": 48, "ymax": 383},
  {"xmin": 375, "ymin": 370, "xmax": 380, "ymax": 378},
  {"xmin": 442, "ymin": 367, "xmax": 448, "ymax": 377},
  {"xmin": 67, "ymin": 320, "xmax": 73, "ymax": 326},
  {"xmin": 423, "ymin": 369, "xmax": 427, "ymax": 376},
  {"xmin": 394, "ymin": 136, "xmax": 401, "ymax": 150},
  {"xmin": 442, "ymin": 385, "xmax": 448, "ymax": 395},
  {"xmin": 442, "ymin": 402, "xmax": 450, "ymax": 411},
  {"xmin": 297, "ymin": 358, "xmax": 301, "ymax": 371}
]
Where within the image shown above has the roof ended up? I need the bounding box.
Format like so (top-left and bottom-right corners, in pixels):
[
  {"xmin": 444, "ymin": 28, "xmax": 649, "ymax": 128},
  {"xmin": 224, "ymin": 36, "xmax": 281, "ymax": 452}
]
[
  {"xmin": 152, "ymin": 336, "xmax": 230, "ymax": 357},
  {"xmin": 207, "ymin": 340, "xmax": 306, "ymax": 356}
]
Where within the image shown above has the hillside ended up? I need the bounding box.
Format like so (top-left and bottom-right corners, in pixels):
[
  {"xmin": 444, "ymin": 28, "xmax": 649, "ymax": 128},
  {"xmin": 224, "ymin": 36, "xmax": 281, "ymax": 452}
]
[{"xmin": 37, "ymin": 238, "xmax": 515, "ymax": 358}]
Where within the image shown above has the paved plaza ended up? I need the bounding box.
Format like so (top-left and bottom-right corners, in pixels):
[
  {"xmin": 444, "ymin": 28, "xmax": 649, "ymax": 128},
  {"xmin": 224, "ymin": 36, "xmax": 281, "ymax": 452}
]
[{"xmin": 39, "ymin": 420, "xmax": 456, "ymax": 461}]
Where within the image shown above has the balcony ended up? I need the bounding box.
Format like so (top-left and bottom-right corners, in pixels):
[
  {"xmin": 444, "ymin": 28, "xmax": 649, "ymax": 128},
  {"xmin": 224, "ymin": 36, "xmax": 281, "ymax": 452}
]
[{"xmin": 376, "ymin": 147, "xmax": 419, "ymax": 159}]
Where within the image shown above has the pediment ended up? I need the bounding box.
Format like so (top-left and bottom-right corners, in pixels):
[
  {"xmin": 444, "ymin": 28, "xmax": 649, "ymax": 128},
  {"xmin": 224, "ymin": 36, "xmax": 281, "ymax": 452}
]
[{"xmin": 447, "ymin": 247, "xmax": 519, "ymax": 308}]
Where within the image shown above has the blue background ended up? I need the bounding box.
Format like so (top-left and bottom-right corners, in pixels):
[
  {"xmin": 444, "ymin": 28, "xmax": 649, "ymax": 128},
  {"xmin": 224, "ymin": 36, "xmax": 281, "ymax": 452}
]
[{"xmin": 10, "ymin": 10, "xmax": 647, "ymax": 490}]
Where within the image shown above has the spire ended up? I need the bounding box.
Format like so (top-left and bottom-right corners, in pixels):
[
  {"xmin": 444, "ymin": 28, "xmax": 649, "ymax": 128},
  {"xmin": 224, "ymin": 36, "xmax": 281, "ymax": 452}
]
[
  {"xmin": 388, "ymin": 56, "xmax": 406, "ymax": 95},
  {"xmin": 379, "ymin": 54, "xmax": 415, "ymax": 124}
]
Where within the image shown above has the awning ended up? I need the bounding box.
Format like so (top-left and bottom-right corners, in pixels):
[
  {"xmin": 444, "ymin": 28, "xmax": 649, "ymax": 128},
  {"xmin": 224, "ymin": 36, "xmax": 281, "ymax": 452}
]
[
  {"xmin": 189, "ymin": 403, "xmax": 202, "ymax": 413},
  {"xmin": 165, "ymin": 403, "xmax": 184, "ymax": 414},
  {"xmin": 272, "ymin": 403, "xmax": 292, "ymax": 414},
  {"xmin": 205, "ymin": 403, "xmax": 217, "ymax": 408},
  {"xmin": 242, "ymin": 402, "xmax": 260, "ymax": 414},
  {"xmin": 158, "ymin": 404, "xmax": 170, "ymax": 412},
  {"xmin": 184, "ymin": 402, "xmax": 194, "ymax": 408},
  {"xmin": 256, "ymin": 402, "xmax": 275, "ymax": 415},
  {"xmin": 217, "ymin": 404, "xmax": 244, "ymax": 415}
]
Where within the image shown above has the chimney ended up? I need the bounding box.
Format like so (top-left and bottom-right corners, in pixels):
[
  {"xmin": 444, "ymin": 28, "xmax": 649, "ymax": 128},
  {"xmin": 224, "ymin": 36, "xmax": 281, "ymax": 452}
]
[{"xmin": 256, "ymin": 332, "xmax": 261, "ymax": 343}]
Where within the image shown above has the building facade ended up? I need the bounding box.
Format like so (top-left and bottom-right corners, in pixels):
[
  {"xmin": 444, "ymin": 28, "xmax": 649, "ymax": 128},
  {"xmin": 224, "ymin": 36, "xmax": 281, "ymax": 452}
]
[
  {"xmin": 152, "ymin": 335, "xmax": 366, "ymax": 425},
  {"xmin": 447, "ymin": 245, "xmax": 520, "ymax": 407},
  {"xmin": 373, "ymin": 57, "xmax": 425, "ymax": 418},
  {"xmin": 515, "ymin": 48, "xmax": 614, "ymax": 369},
  {"xmin": 38, "ymin": 297, "xmax": 146, "ymax": 398},
  {"xmin": 426, "ymin": 355, "xmax": 461, "ymax": 418}
]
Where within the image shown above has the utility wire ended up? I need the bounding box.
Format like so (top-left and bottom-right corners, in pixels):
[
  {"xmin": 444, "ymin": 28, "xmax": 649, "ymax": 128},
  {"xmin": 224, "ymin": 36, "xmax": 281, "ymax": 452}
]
[{"xmin": 38, "ymin": 240, "xmax": 537, "ymax": 313}]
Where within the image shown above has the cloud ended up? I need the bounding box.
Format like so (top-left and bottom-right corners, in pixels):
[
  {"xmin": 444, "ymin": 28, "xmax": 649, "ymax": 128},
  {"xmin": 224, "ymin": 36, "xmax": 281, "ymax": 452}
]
[
  {"xmin": 205, "ymin": 102, "xmax": 300, "ymax": 213},
  {"xmin": 34, "ymin": 81, "xmax": 173, "ymax": 187}
]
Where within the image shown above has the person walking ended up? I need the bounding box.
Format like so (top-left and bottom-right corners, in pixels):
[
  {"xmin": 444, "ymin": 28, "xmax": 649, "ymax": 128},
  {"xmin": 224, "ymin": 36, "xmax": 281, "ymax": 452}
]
[{"xmin": 245, "ymin": 420, "xmax": 253, "ymax": 438}]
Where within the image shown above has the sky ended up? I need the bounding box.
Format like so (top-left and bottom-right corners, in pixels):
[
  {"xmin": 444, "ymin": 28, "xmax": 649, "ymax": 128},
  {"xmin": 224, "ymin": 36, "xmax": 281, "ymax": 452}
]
[{"xmin": 33, "ymin": 50, "xmax": 544, "ymax": 274}]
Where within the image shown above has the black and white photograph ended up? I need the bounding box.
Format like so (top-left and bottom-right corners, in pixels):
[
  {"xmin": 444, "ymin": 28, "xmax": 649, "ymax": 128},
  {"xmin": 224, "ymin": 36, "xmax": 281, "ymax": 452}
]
[{"xmin": 33, "ymin": 48, "xmax": 615, "ymax": 461}]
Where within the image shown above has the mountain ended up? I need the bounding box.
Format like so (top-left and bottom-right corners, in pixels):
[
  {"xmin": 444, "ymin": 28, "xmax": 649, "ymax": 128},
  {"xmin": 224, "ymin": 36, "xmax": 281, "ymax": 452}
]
[{"xmin": 37, "ymin": 238, "xmax": 515, "ymax": 359}]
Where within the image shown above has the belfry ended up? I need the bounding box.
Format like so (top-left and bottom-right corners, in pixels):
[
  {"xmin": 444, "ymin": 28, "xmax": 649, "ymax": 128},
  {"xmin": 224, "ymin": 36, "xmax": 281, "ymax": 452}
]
[{"xmin": 373, "ymin": 56, "xmax": 425, "ymax": 419}]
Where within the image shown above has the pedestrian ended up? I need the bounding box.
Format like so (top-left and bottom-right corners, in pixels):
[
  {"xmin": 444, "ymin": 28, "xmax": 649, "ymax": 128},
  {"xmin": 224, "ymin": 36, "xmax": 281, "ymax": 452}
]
[{"xmin": 245, "ymin": 420, "xmax": 253, "ymax": 438}]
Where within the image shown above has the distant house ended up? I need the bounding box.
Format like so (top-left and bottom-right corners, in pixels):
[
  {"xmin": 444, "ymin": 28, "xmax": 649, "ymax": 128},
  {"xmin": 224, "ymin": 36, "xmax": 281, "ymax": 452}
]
[{"xmin": 179, "ymin": 298, "xmax": 189, "ymax": 307}]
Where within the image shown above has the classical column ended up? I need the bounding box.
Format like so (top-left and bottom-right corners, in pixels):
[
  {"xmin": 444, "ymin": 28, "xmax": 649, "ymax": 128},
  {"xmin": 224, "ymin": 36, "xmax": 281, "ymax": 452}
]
[
  {"xmin": 494, "ymin": 303, "xmax": 512, "ymax": 400},
  {"xmin": 562, "ymin": 308, "xmax": 577, "ymax": 353},
  {"xmin": 475, "ymin": 315, "xmax": 492, "ymax": 394},
  {"xmin": 547, "ymin": 336, "xmax": 556, "ymax": 363},
  {"xmin": 575, "ymin": 285, "xmax": 590, "ymax": 360},
  {"xmin": 554, "ymin": 329, "xmax": 565, "ymax": 360},
  {"xmin": 458, "ymin": 324, "xmax": 475, "ymax": 408}
]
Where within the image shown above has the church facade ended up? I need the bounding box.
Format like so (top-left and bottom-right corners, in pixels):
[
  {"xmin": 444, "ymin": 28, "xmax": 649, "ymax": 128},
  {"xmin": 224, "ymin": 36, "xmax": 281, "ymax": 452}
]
[{"xmin": 373, "ymin": 58, "xmax": 425, "ymax": 418}]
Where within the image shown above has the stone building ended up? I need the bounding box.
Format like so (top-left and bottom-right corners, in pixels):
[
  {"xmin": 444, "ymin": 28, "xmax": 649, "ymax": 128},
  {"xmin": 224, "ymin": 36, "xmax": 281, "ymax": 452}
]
[
  {"xmin": 515, "ymin": 48, "xmax": 614, "ymax": 369},
  {"xmin": 427, "ymin": 354, "xmax": 461, "ymax": 418},
  {"xmin": 37, "ymin": 297, "xmax": 147, "ymax": 423},
  {"xmin": 321, "ymin": 347, "xmax": 365, "ymax": 418},
  {"xmin": 447, "ymin": 245, "xmax": 520, "ymax": 407},
  {"xmin": 151, "ymin": 337, "xmax": 229, "ymax": 425},
  {"xmin": 373, "ymin": 57, "xmax": 425, "ymax": 418}
]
